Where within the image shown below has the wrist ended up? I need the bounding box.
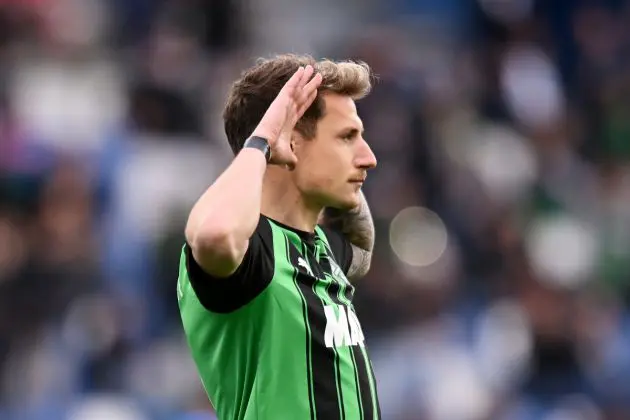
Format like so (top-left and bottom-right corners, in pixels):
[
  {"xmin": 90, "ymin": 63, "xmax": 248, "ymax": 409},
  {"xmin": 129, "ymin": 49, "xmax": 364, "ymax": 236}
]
[
  {"xmin": 243, "ymin": 136, "xmax": 271, "ymax": 162},
  {"xmin": 251, "ymin": 126, "xmax": 277, "ymax": 147}
]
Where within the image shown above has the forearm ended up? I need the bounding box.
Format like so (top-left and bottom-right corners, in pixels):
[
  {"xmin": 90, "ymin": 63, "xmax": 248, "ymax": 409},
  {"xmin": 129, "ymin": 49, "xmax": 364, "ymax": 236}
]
[
  {"xmin": 186, "ymin": 148, "xmax": 266, "ymax": 253},
  {"xmin": 323, "ymin": 191, "xmax": 375, "ymax": 279}
]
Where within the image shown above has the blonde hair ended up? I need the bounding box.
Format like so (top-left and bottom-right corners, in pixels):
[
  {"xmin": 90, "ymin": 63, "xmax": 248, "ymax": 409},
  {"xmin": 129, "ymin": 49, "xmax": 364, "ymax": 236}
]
[{"xmin": 223, "ymin": 54, "xmax": 373, "ymax": 154}]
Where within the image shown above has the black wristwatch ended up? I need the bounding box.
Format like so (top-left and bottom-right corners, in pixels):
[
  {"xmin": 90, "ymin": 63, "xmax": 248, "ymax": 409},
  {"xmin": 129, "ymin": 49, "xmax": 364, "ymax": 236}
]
[{"xmin": 243, "ymin": 136, "xmax": 271, "ymax": 162}]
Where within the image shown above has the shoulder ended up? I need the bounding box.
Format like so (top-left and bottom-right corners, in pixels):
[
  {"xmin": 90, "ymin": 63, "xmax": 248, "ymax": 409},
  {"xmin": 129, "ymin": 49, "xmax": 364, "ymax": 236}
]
[{"xmin": 184, "ymin": 216, "xmax": 276, "ymax": 313}]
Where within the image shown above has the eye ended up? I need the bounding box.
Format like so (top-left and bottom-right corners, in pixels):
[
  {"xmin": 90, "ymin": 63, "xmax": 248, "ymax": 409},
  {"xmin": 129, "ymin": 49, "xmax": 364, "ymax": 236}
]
[{"xmin": 340, "ymin": 130, "xmax": 359, "ymax": 141}]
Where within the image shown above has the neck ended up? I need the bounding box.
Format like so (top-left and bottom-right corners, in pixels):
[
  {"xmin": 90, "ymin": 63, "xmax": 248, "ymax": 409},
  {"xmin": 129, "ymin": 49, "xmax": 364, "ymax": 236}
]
[{"xmin": 261, "ymin": 169, "xmax": 322, "ymax": 232}]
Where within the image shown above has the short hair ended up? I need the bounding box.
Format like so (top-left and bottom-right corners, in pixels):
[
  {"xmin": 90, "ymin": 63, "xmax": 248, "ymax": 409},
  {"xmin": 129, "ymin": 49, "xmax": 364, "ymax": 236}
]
[{"xmin": 222, "ymin": 54, "xmax": 372, "ymax": 154}]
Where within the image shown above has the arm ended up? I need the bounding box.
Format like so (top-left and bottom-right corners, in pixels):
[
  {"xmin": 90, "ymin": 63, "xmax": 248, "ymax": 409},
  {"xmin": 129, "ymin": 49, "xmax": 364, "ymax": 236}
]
[
  {"xmin": 185, "ymin": 149, "xmax": 267, "ymax": 278},
  {"xmin": 321, "ymin": 190, "xmax": 375, "ymax": 281},
  {"xmin": 185, "ymin": 65, "xmax": 321, "ymax": 278}
]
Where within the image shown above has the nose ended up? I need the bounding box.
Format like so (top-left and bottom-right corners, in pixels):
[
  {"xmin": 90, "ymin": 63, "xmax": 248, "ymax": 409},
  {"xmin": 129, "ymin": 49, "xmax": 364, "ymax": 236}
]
[{"xmin": 355, "ymin": 138, "xmax": 377, "ymax": 170}]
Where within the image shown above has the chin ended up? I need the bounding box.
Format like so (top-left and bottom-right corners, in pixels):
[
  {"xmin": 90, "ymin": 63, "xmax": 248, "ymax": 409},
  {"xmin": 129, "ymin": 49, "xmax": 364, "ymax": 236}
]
[{"xmin": 330, "ymin": 192, "xmax": 360, "ymax": 210}]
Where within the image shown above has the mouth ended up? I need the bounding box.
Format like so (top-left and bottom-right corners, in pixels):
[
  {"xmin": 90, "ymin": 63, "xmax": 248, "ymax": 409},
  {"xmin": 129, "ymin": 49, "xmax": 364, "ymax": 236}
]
[
  {"xmin": 348, "ymin": 176, "xmax": 367, "ymax": 184},
  {"xmin": 348, "ymin": 179, "xmax": 365, "ymax": 189}
]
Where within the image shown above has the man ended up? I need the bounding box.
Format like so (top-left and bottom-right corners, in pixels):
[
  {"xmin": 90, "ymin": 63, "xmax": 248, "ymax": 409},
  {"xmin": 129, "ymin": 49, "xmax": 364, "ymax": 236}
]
[{"xmin": 177, "ymin": 54, "xmax": 380, "ymax": 420}]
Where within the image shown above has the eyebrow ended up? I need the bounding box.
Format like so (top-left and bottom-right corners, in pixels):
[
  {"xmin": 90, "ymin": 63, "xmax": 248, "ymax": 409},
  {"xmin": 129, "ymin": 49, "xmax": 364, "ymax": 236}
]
[{"xmin": 340, "ymin": 127, "xmax": 365, "ymax": 135}]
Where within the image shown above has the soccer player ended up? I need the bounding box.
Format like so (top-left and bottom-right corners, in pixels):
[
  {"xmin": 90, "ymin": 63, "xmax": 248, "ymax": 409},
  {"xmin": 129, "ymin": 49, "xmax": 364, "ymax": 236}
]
[{"xmin": 177, "ymin": 54, "xmax": 380, "ymax": 420}]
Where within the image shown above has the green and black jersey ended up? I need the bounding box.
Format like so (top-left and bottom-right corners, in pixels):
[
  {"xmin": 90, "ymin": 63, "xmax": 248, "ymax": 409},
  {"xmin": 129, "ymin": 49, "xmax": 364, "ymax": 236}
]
[{"xmin": 177, "ymin": 215, "xmax": 381, "ymax": 420}]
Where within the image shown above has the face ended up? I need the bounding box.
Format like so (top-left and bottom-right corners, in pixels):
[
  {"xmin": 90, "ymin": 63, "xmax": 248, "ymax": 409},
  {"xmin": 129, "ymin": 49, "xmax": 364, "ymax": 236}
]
[{"xmin": 292, "ymin": 93, "xmax": 377, "ymax": 209}]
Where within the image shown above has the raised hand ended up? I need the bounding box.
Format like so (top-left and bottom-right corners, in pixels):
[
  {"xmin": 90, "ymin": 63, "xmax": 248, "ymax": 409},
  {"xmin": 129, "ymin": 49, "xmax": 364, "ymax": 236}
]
[{"xmin": 252, "ymin": 65, "xmax": 322, "ymax": 167}]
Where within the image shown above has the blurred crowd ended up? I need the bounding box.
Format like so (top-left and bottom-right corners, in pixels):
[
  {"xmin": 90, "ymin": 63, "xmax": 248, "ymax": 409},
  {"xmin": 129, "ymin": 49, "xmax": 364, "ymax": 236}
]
[{"xmin": 2, "ymin": 0, "xmax": 630, "ymax": 419}]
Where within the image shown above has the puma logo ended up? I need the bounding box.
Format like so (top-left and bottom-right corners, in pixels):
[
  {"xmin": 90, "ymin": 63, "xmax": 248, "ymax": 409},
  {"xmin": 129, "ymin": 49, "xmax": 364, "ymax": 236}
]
[{"xmin": 297, "ymin": 257, "xmax": 314, "ymax": 276}]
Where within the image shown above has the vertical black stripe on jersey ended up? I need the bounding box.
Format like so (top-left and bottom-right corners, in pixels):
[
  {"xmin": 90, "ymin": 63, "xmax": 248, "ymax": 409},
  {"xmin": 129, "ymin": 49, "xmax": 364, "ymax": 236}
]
[
  {"xmin": 318, "ymin": 250, "xmax": 364, "ymax": 420},
  {"xmin": 286, "ymin": 237, "xmax": 341, "ymax": 420},
  {"xmin": 284, "ymin": 235, "xmax": 315, "ymax": 420},
  {"xmin": 348, "ymin": 345, "xmax": 364, "ymax": 419},
  {"xmin": 350, "ymin": 345, "xmax": 375, "ymax": 420},
  {"xmin": 317, "ymin": 251, "xmax": 343, "ymax": 303},
  {"xmin": 367, "ymin": 356, "xmax": 382, "ymax": 418},
  {"xmin": 323, "ymin": 240, "xmax": 379, "ymax": 418},
  {"xmin": 305, "ymin": 242, "xmax": 346, "ymax": 420},
  {"xmin": 322, "ymin": 241, "xmax": 381, "ymax": 420},
  {"xmin": 319, "ymin": 240, "xmax": 354, "ymax": 303}
]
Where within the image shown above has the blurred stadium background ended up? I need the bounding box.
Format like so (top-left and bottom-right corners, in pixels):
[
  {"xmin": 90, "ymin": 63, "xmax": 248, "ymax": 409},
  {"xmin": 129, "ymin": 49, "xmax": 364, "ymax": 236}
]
[{"xmin": 2, "ymin": 0, "xmax": 630, "ymax": 419}]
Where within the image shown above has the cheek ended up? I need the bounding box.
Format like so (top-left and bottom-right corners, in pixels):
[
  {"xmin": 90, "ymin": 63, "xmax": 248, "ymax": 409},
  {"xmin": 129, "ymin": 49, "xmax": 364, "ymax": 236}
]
[
  {"xmin": 297, "ymin": 152, "xmax": 342, "ymax": 190},
  {"xmin": 298, "ymin": 164, "xmax": 335, "ymax": 190},
  {"xmin": 317, "ymin": 151, "xmax": 345, "ymax": 175}
]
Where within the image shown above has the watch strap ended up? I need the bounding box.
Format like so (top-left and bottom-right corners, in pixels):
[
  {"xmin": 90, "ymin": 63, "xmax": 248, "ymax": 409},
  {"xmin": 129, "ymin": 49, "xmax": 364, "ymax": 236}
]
[{"xmin": 243, "ymin": 136, "xmax": 271, "ymax": 162}]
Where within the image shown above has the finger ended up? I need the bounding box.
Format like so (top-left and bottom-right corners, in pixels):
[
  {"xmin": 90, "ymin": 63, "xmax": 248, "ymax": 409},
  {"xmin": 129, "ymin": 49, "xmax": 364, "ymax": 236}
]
[
  {"xmin": 298, "ymin": 65, "xmax": 315, "ymax": 88},
  {"xmin": 295, "ymin": 72, "xmax": 322, "ymax": 107},
  {"xmin": 281, "ymin": 67, "xmax": 305, "ymax": 93},
  {"xmin": 294, "ymin": 72, "xmax": 321, "ymax": 106},
  {"xmin": 304, "ymin": 72, "xmax": 322, "ymax": 94},
  {"xmin": 296, "ymin": 89, "xmax": 318, "ymax": 118},
  {"xmin": 302, "ymin": 73, "xmax": 322, "ymax": 98}
]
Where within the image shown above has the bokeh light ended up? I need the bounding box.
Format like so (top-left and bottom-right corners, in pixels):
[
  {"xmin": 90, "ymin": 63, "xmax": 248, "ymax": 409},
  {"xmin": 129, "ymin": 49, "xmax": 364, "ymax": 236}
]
[
  {"xmin": 466, "ymin": 123, "xmax": 538, "ymax": 205},
  {"xmin": 67, "ymin": 396, "xmax": 147, "ymax": 420},
  {"xmin": 474, "ymin": 299, "xmax": 533, "ymax": 391},
  {"xmin": 389, "ymin": 206, "xmax": 449, "ymax": 268},
  {"xmin": 526, "ymin": 215, "xmax": 599, "ymax": 289}
]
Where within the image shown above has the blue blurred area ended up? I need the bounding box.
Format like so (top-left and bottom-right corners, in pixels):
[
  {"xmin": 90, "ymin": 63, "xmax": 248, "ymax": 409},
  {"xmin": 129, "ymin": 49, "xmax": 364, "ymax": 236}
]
[{"xmin": 2, "ymin": 0, "xmax": 630, "ymax": 419}]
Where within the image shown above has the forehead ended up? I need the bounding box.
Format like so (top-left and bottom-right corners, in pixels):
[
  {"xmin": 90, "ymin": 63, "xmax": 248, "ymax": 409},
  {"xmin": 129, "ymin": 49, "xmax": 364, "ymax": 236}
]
[{"xmin": 319, "ymin": 93, "xmax": 363, "ymax": 129}]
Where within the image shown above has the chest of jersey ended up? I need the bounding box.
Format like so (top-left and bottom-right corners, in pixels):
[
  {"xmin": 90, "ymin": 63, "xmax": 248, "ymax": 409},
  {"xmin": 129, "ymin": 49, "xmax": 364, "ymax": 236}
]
[{"xmin": 271, "ymin": 232, "xmax": 364, "ymax": 349}]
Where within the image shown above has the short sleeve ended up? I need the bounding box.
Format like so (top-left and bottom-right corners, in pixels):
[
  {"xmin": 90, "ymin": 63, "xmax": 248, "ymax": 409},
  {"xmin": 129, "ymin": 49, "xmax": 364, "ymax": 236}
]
[
  {"xmin": 317, "ymin": 225, "xmax": 353, "ymax": 274},
  {"xmin": 185, "ymin": 216, "xmax": 274, "ymax": 313}
]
